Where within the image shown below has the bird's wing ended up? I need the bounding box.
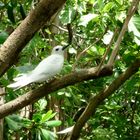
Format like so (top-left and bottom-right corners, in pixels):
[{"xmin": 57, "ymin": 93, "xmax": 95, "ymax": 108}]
[{"xmin": 31, "ymin": 55, "xmax": 64, "ymax": 80}]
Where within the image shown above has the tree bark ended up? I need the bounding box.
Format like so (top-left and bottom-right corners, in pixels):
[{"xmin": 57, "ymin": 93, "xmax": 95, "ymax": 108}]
[
  {"xmin": 70, "ymin": 58, "xmax": 140, "ymax": 139},
  {"xmin": 0, "ymin": 0, "xmax": 66, "ymax": 77},
  {"xmin": 0, "ymin": 65, "xmax": 112, "ymax": 119}
]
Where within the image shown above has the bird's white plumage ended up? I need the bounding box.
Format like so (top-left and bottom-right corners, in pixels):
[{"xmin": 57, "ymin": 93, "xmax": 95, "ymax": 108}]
[{"xmin": 7, "ymin": 45, "xmax": 65, "ymax": 90}]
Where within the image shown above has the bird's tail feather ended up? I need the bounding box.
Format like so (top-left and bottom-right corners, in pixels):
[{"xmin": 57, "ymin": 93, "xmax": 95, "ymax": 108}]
[{"xmin": 7, "ymin": 74, "xmax": 31, "ymax": 90}]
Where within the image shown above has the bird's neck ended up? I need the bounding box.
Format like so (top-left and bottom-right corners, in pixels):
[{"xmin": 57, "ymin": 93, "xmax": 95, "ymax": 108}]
[{"xmin": 52, "ymin": 53, "xmax": 64, "ymax": 56}]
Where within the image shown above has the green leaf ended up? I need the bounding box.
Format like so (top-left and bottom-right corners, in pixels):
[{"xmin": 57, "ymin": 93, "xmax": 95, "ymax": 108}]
[
  {"xmin": 104, "ymin": 104, "xmax": 122, "ymax": 110},
  {"xmin": 57, "ymin": 91, "xmax": 65, "ymax": 95},
  {"xmin": 41, "ymin": 128, "xmax": 57, "ymax": 140},
  {"xmin": 87, "ymin": 46, "xmax": 98, "ymax": 55},
  {"xmin": 41, "ymin": 110, "xmax": 56, "ymax": 123},
  {"xmin": 60, "ymin": 6, "xmax": 76, "ymax": 24},
  {"xmin": 0, "ymin": 31, "xmax": 9, "ymax": 44},
  {"xmin": 41, "ymin": 129, "xmax": 50, "ymax": 140},
  {"xmin": 0, "ymin": 2, "xmax": 5, "ymax": 9},
  {"xmin": 124, "ymin": 54, "xmax": 136, "ymax": 65},
  {"xmin": 7, "ymin": 68, "xmax": 16, "ymax": 80},
  {"xmin": 65, "ymin": 92, "xmax": 71, "ymax": 97},
  {"xmin": 69, "ymin": 47, "xmax": 77, "ymax": 54},
  {"xmin": 0, "ymin": 77, "xmax": 9, "ymax": 86},
  {"xmin": 36, "ymin": 129, "xmax": 42, "ymax": 140},
  {"xmin": 128, "ymin": 16, "xmax": 140, "ymax": 37},
  {"xmin": 138, "ymin": 4, "xmax": 140, "ymax": 15},
  {"xmin": 5, "ymin": 117, "xmax": 21, "ymax": 131},
  {"xmin": 6, "ymin": 114, "xmax": 32, "ymax": 129},
  {"xmin": 79, "ymin": 13, "xmax": 98, "ymax": 27},
  {"xmin": 38, "ymin": 99, "xmax": 47, "ymax": 111},
  {"xmin": 46, "ymin": 120, "xmax": 62, "ymax": 127},
  {"xmin": 102, "ymin": 2, "xmax": 114, "ymax": 12},
  {"xmin": 102, "ymin": 116, "xmax": 111, "ymax": 120},
  {"xmin": 128, "ymin": 16, "xmax": 140, "ymax": 45},
  {"xmin": 115, "ymin": 0, "xmax": 123, "ymax": 5},
  {"xmin": 33, "ymin": 113, "xmax": 42, "ymax": 122},
  {"xmin": 98, "ymin": 47, "xmax": 105, "ymax": 55},
  {"xmin": 97, "ymin": 0, "xmax": 104, "ymax": 10},
  {"xmin": 102, "ymin": 30, "xmax": 113, "ymax": 45},
  {"xmin": 11, "ymin": 0, "xmax": 17, "ymax": 7}
]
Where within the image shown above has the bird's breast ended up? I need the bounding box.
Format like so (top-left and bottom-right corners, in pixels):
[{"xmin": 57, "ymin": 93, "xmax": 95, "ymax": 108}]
[{"xmin": 47, "ymin": 55, "xmax": 64, "ymax": 71}]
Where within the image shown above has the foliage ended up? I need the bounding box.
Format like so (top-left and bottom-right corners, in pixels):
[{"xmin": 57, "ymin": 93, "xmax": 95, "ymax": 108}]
[
  {"xmin": 4, "ymin": 110, "xmax": 61, "ymax": 140},
  {"xmin": 0, "ymin": 0, "xmax": 140, "ymax": 139}
]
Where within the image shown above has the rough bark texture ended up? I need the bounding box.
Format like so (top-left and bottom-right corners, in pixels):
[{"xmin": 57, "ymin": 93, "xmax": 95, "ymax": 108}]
[
  {"xmin": 70, "ymin": 58, "xmax": 140, "ymax": 139},
  {"xmin": 0, "ymin": 0, "xmax": 66, "ymax": 76},
  {"xmin": 0, "ymin": 65, "xmax": 112, "ymax": 119}
]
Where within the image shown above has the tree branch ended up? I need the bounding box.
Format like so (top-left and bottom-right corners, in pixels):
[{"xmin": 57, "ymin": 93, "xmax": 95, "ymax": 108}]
[
  {"xmin": 51, "ymin": 23, "xmax": 84, "ymax": 38},
  {"xmin": 70, "ymin": 58, "xmax": 140, "ymax": 139},
  {"xmin": 0, "ymin": 65, "xmax": 112, "ymax": 119},
  {"xmin": 0, "ymin": 0, "xmax": 66, "ymax": 77},
  {"xmin": 107, "ymin": 0, "xmax": 139, "ymax": 66}
]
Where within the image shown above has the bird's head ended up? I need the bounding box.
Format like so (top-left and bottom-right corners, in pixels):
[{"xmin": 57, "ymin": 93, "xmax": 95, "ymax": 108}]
[{"xmin": 51, "ymin": 45, "xmax": 68, "ymax": 55}]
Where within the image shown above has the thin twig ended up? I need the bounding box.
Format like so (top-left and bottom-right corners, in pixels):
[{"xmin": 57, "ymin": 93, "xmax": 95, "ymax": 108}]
[
  {"xmin": 96, "ymin": 28, "xmax": 119, "ymax": 75},
  {"xmin": 72, "ymin": 38, "xmax": 101, "ymax": 71},
  {"xmin": 52, "ymin": 23, "xmax": 67, "ymax": 32},
  {"xmin": 51, "ymin": 23, "xmax": 85, "ymax": 39}
]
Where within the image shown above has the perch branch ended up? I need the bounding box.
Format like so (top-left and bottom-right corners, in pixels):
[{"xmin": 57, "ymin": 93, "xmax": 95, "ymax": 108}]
[{"xmin": 0, "ymin": 65, "xmax": 113, "ymax": 119}]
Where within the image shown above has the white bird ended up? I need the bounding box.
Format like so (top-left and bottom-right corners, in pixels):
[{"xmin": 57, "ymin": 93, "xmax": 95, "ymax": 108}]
[{"xmin": 7, "ymin": 45, "xmax": 68, "ymax": 90}]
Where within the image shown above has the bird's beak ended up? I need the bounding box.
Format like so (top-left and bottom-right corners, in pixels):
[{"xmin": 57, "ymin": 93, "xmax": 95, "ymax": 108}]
[{"xmin": 62, "ymin": 45, "xmax": 69, "ymax": 50}]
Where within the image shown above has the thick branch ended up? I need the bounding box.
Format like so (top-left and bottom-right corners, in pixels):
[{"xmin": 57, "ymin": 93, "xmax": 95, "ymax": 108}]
[
  {"xmin": 108, "ymin": 0, "xmax": 139, "ymax": 65},
  {"xmin": 0, "ymin": 65, "xmax": 112, "ymax": 119},
  {"xmin": 70, "ymin": 58, "xmax": 140, "ymax": 139},
  {"xmin": 0, "ymin": 0, "xmax": 66, "ymax": 76}
]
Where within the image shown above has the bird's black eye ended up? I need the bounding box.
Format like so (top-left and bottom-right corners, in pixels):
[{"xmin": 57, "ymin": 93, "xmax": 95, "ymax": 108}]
[{"xmin": 55, "ymin": 48, "xmax": 59, "ymax": 51}]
